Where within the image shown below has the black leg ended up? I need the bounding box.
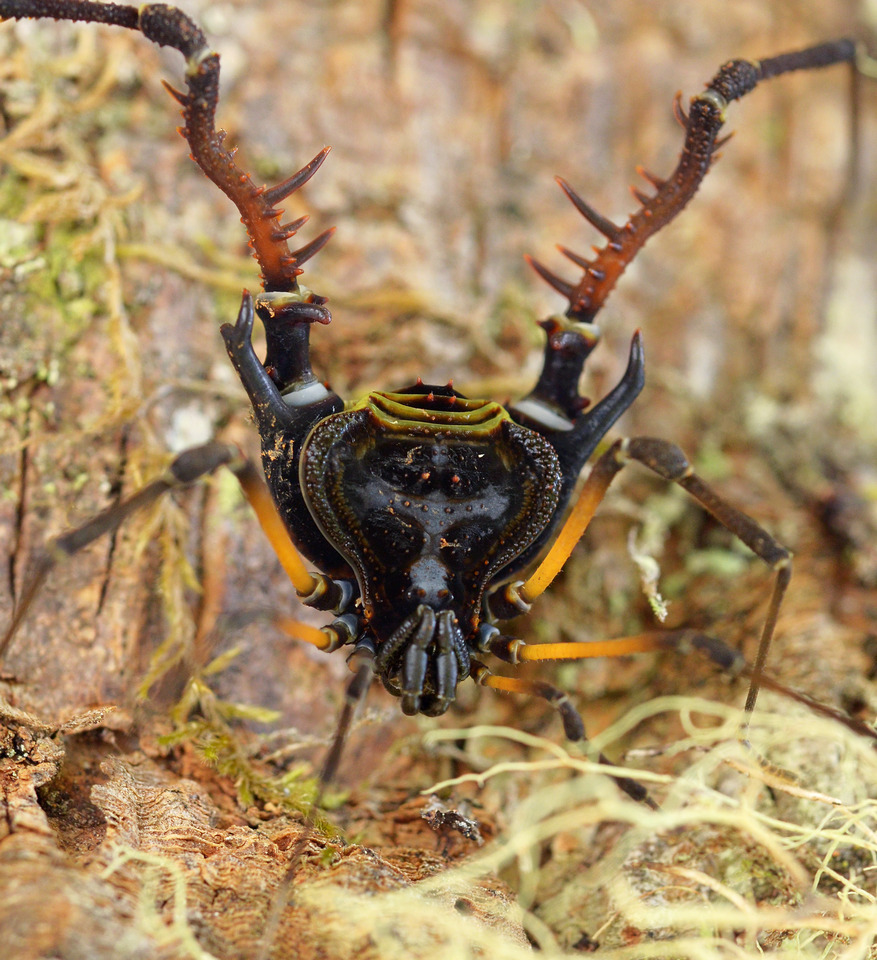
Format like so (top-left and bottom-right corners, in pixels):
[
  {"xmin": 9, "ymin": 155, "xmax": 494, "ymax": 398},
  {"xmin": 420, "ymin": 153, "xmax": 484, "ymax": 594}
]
[
  {"xmin": 471, "ymin": 660, "xmax": 658, "ymax": 808},
  {"xmin": 1, "ymin": 442, "xmax": 348, "ymax": 661},
  {"xmin": 256, "ymin": 648, "xmax": 375, "ymax": 960},
  {"xmin": 487, "ymin": 631, "xmax": 877, "ymax": 744}
]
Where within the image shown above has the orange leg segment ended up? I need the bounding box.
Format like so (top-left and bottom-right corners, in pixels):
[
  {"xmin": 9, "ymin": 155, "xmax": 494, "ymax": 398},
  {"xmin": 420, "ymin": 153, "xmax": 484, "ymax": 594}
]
[
  {"xmin": 1, "ymin": 442, "xmax": 337, "ymax": 661},
  {"xmin": 229, "ymin": 458, "xmax": 318, "ymax": 598},
  {"xmin": 272, "ymin": 615, "xmax": 355, "ymax": 653},
  {"xmin": 492, "ymin": 436, "xmax": 792, "ymax": 716},
  {"xmin": 519, "ymin": 444, "xmax": 623, "ymax": 603},
  {"xmin": 484, "ymin": 631, "xmax": 877, "ymax": 743}
]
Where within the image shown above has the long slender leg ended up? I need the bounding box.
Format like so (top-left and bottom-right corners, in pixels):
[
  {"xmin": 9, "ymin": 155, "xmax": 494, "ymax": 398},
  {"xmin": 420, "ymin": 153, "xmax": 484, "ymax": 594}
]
[
  {"xmin": 256, "ymin": 647, "xmax": 375, "ymax": 960},
  {"xmin": 473, "ymin": 626, "xmax": 877, "ymax": 809},
  {"xmin": 489, "ymin": 436, "xmax": 791, "ymax": 716},
  {"xmin": 486, "ymin": 632, "xmax": 877, "ymax": 743},
  {"xmin": 1, "ymin": 442, "xmax": 349, "ymax": 660},
  {"xmin": 471, "ymin": 660, "xmax": 657, "ymax": 808},
  {"xmin": 2, "ymin": 442, "xmax": 228, "ymax": 659}
]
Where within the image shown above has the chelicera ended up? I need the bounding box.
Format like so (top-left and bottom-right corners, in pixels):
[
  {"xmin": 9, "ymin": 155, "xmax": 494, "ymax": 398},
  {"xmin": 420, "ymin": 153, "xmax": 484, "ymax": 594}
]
[{"xmin": 1, "ymin": 1, "xmax": 873, "ymax": 803}]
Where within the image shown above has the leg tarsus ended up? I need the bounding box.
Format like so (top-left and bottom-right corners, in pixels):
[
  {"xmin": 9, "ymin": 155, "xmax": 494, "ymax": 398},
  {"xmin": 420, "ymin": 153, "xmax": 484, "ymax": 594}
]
[
  {"xmin": 256, "ymin": 651, "xmax": 374, "ymax": 960},
  {"xmin": 744, "ymin": 560, "xmax": 791, "ymax": 715},
  {"xmin": 473, "ymin": 663, "xmax": 658, "ymax": 808}
]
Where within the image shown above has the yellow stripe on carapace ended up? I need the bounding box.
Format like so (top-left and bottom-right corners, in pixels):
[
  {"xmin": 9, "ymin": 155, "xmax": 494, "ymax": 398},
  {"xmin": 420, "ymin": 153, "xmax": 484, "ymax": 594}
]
[{"xmin": 362, "ymin": 392, "xmax": 510, "ymax": 434}]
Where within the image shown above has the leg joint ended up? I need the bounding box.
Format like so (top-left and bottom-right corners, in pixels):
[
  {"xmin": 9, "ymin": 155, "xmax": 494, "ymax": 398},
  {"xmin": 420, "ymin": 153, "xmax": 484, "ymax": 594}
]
[
  {"xmin": 166, "ymin": 441, "xmax": 239, "ymax": 486},
  {"xmin": 625, "ymin": 437, "xmax": 692, "ymax": 481}
]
